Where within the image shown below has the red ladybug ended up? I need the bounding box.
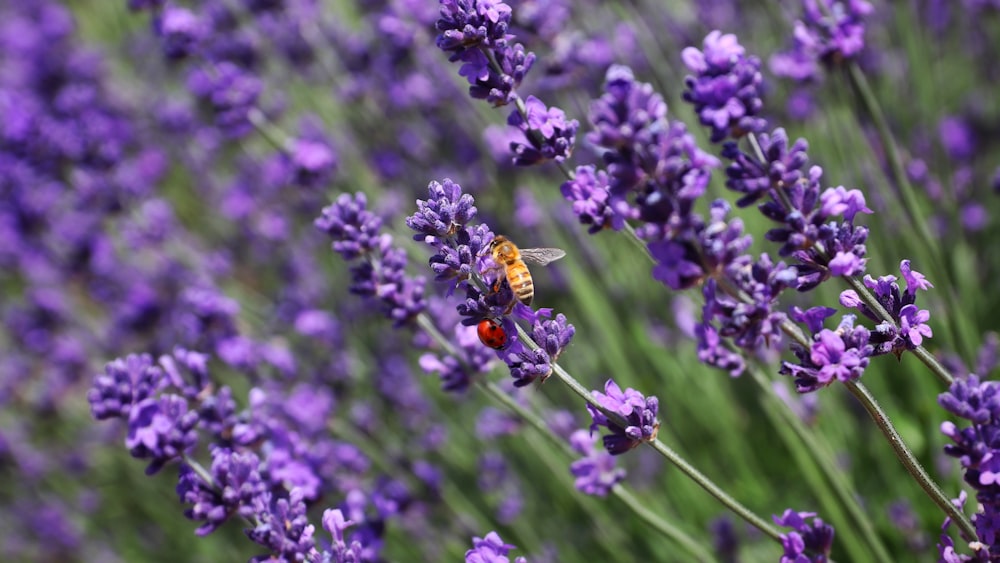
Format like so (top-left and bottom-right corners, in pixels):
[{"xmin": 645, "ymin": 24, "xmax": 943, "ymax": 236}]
[{"xmin": 477, "ymin": 318, "xmax": 508, "ymax": 349}]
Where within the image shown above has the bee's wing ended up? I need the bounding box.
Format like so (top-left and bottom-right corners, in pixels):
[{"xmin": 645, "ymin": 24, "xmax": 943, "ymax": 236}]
[{"xmin": 519, "ymin": 248, "xmax": 566, "ymax": 266}]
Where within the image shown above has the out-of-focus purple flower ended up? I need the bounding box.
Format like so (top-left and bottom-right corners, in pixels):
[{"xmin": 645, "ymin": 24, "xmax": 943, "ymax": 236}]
[
  {"xmin": 126, "ymin": 393, "xmax": 200, "ymax": 475},
  {"xmin": 156, "ymin": 5, "xmax": 204, "ymax": 59},
  {"xmin": 317, "ymin": 192, "xmax": 426, "ymax": 326},
  {"xmin": 839, "ymin": 260, "xmax": 933, "ymax": 356},
  {"xmin": 709, "ymin": 516, "xmax": 740, "ymax": 563},
  {"xmin": 773, "ymin": 509, "xmax": 835, "ymax": 562},
  {"xmin": 939, "ymin": 116, "xmax": 976, "ymax": 162},
  {"xmin": 781, "ymin": 313, "xmax": 871, "ymax": 393},
  {"xmin": 887, "ymin": 499, "xmax": 929, "ymax": 551},
  {"xmin": 186, "ymin": 62, "xmax": 262, "ymax": 138},
  {"xmin": 88, "ymin": 354, "xmax": 164, "ymax": 420},
  {"xmin": 587, "ymin": 379, "xmax": 659, "ymax": 455},
  {"xmin": 290, "ymin": 139, "xmax": 337, "ymax": 189},
  {"xmin": 465, "ymin": 530, "xmax": 527, "ymax": 563},
  {"xmin": 507, "ymin": 95, "xmax": 578, "ymax": 165},
  {"xmin": 321, "ymin": 509, "xmax": 366, "ymax": 562},
  {"xmin": 681, "ymin": 30, "xmax": 766, "ymax": 142},
  {"xmin": 568, "ymin": 429, "xmax": 625, "ymax": 496},
  {"xmin": 771, "ymin": 0, "xmax": 874, "ymax": 82}
]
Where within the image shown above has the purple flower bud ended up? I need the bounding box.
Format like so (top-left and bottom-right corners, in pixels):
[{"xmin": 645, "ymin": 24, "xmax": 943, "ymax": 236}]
[
  {"xmin": 772, "ymin": 0, "xmax": 874, "ymax": 82},
  {"xmin": 88, "ymin": 354, "xmax": 164, "ymax": 420},
  {"xmin": 561, "ymin": 165, "xmax": 623, "ymax": 233},
  {"xmin": 507, "ymin": 96, "xmax": 578, "ymax": 165},
  {"xmin": 156, "ymin": 5, "xmax": 203, "ymax": 59},
  {"xmin": 186, "ymin": 62, "xmax": 261, "ymax": 138},
  {"xmin": 321, "ymin": 509, "xmax": 366, "ymax": 561},
  {"xmin": 682, "ymin": 30, "xmax": 767, "ymax": 142},
  {"xmin": 465, "ymin": 530, "xmax": 526, "ymax": 563},
  {"xmin": 406, "ymin": 179, "xmax": 478, "ymax": 241},
  {"xmin": 773, "ymin": 509, "xmax": 835, "ymax": 562},
  {"xmin": 245, "ymin": 489, "xmax": 319, "ymax": 561},
  {"xmin": 587, "ymin": 379, "xmax": 660, "ymax": 455},
  {"xmin": 569, "ymin": 429, "xmax": 625, "ymax": 496},
  {"xmin": 126, "ymin": 394, "xmax": 200, "ymax": 475},
  {"xmin": 781, "ymin": 315, "xmax": 871, "ymax": 393}
]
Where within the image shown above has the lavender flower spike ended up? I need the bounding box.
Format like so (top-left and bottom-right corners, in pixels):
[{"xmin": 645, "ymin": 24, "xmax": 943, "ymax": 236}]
[
  {"xmin": 682, "ymin": 30, "xmax": 767, "ymax": 142},
  {"xmin": 587, "ymin": 379, "xmax": 660, "ymax": 455},
  {"xmin": 773, "ymin": 509, "xmax": 835, "ymax": 562},
  {"xmin": 466, "ymin": 530, "xmax": 527, "ymax": 563}
]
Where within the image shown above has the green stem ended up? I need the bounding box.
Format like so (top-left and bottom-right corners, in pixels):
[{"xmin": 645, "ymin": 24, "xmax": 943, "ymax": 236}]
[
  {"xmin": 842, "ymin": 380, "xmax": 975, "ymax": 540},
  {"xmin": 746, "ymin": 368, "xmax": 894, "ymax": 563},
  {"xmin": 478, "ymin": 381, "xmax": 713, "ymax": 562},
  {"xmin": 510, "ymin": 323, "xmax": 782, "ymax": 543},
  {"xmin": 645, "ymin": 439, "xmax": 782, "ymax": 543}
]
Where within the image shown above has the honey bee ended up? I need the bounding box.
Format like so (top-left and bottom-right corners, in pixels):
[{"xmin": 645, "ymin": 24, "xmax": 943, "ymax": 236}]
[{"xmin": 487, "ymin": 235, "xmax": 566, "ymax": 307}]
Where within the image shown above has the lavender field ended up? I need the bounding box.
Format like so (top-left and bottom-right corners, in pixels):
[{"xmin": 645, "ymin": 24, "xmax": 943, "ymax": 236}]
[{"xmin": 3, "ymin": 1, "xmax": 1000, "ymax": 561}]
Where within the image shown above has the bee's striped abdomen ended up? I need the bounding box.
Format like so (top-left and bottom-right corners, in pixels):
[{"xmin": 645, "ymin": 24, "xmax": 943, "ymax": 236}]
[{"xmin": 507, "ymin": 263, "xmax": 534, "ymax": 305}]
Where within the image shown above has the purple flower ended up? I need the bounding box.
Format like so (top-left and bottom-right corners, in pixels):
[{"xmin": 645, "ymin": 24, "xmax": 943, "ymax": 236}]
[
  {"xmin": 321, "ymin": 509, "xmax": 366, "ymax": 562},
  {"xmin": 507, "ymin": 96, "xmax": 578, "ymax": 165},
  {"xmin": 781, "ymin": 314, "xmax": 871, "ymax": 393},
  {"xmin": 682, "ymin": 30, "xmax": 766, "ymax": 142},
  {"xmin": 436, "ymin": 0, "xmax": 535, "ymax": 106},
  {"xmin": 407, "ymin": 178, "xmax": 478, "ymax": 241},
  {"xmin": 465, "ymin": 530, "xmax": 527, "ymax": 563},
  {"xmin": 245, "ymin": 489, "xmax": 319, "ymax": 561},
  {"xmin": 186, "ymin": 62, "xmax": 262, "ymax": 138},
  {"xmin": 177, "ymin": 447, "xmax": 267, "ymax": 536},
  {"xmin": 126, "ymin": 394, "xmax": 200, "ymax": 475},
  {"xmin": 88, "ymin": 354, "xmax": 165, "ymax": 420},
  {"xmin": 839, "ymin": 261, "xmax": 933, "ymax": 356},
  {"xmin": 723, "ymin": 129, "xmax": 871, "ymax": 290},
  {"xmin": 771, "ymin": 0, "xmax": 874, "ymax": 82},
  {"xmin": 156, "ymin": 5, "xmax": 204, "ymax": 60},
  {"xmin": 290, "ymin": 139, "xmax": 337, "ymax": 189},
  {"xmin": 773, "ymin": 509, "xmax": 835, "ymax": 562},
  {"xmin": 569, "ymin": 429, "xmax": 625, "ymax": 496},
  {"xmin": 587, "ymin": 379, "xmax": 660, "ymax": 455},
  {"xmin": 561, "ymin": 165, "xmax": 622, "ymax": 233},
  {"xmin": 939, "ymin": 376, "xmax": 1000, "ymax": 555},
  {"xmin": 696, "ymin": 322, "xmax": 746, "ymax": 376},
  {"xmin": 317, "ymin": 192, "xmax": 426, "ymax": 326}
]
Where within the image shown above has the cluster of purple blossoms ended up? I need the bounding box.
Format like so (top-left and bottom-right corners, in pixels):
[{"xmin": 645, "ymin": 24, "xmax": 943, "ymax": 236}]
[
  {"xmin": 569, "ymin": 429, "xmax": 626, "ymax": 496},
  {"xmin": 571, "ymin": 64, "xmax": 720, "ymax": 241},
  {"xmin": 780, "ymin": 307, "xmax": 872, "ymax": 393},
  {"xmin": 507, "ymin": 95, "xmax": 579, "ymax": 165},
  {"xmin": 436, "ymin": 1, "xmax": 577, "ymax": 166},
  {"xmin": 938, "ymin": 376, "xmax": 1000, "ymax": 559},
  {"xmin": 587, "ymin": 379, "xmax": 660, "ymax": 455},
  {"xmin": 466, "ymin": 531, "xmax": 527, "ymax": 563},
  {"xmin": 88, "ymin": 350, "xmax": 384, "ymax": 561},
  {"xmin": 681, "ymin": 30, "xmax": 767, "ymax": 143},
  {"xmin": 839, "ymin": 260, "xmax": 933, "ymax": 357},
  {"xmin": 407, "ymin": 179, "xmax": 575, "ymax": 388},
  {"xmin": 723, "ymin": 128, "xmax": 872, "ymax": 291},
  {"xmin": 773, "ymin": 509, "xmax": 836, "ymax": 562},
  {"xmin": 436, "ymin": 0, "xmax": 532, "ymax": 107},
  {"xmin": 316, "ymin": 192, "xmax": 427, "ymax": 327},
  {"xmin": 770, "ymin": 0, "xmax": 874, "ymax": 82}
]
